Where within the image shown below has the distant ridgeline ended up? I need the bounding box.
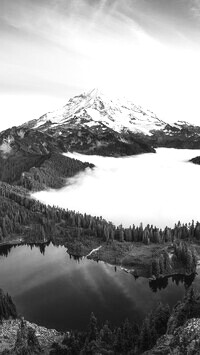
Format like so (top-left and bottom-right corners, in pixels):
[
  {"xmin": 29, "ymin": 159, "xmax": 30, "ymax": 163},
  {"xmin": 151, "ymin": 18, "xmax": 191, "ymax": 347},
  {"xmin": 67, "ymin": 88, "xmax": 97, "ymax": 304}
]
[{"xmin": 21, "ymin": 88, "xmax": 200, "ymax": 153}]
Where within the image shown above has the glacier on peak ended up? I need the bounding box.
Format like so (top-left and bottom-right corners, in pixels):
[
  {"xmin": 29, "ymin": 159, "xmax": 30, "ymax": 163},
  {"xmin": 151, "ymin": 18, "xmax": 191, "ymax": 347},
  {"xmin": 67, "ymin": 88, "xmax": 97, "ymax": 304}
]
[{"xmin": 25, "ymin": 88, "xmax": 169, "ymax": 136}]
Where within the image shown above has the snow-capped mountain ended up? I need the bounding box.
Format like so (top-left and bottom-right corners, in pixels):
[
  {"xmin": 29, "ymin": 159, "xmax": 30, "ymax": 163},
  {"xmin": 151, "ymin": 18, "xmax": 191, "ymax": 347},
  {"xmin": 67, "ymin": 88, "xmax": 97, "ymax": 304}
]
[
  {"xmin": 21, "ymin": 88, "xmax": 200, "ymax": 156},
  {"xmin": 25, "ymin": 88, "xmax": 166, "ymax": 136},
  {"xmin": 1, "ymin": 88, "xmax": 200, "ymax": 194}
]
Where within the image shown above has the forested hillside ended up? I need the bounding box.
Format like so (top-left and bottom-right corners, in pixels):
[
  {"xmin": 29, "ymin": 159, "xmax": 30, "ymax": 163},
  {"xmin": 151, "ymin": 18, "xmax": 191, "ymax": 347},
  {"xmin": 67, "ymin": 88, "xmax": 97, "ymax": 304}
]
[
  {"xmin": 0, "ymin": 180, "xmax": 199, "ymax": 278},
  {"xmin": 20, "ymin": 153, "xmax": 93, "ymax": 190},
  {"xmin": 0, "ymin": 126, "xmax": 94, "ymax": 190},
  {"xmin": 190, "ymin": 156, "xmax": 200, "ymax": 165}
]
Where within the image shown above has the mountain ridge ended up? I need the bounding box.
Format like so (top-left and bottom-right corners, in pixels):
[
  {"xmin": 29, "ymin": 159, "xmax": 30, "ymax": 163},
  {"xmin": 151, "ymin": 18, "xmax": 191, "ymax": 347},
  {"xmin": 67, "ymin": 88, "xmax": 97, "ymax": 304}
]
[
  {"xmin": 21, "ymin": 88, "xmax": 167, "ymax": 136},
  {"xmin": 20, "ymin": 88, "xmax": 200, "ymax": 155},
  {"xmin": 0, "ymin": 89, "xmax": 199, "ymax": 190}
]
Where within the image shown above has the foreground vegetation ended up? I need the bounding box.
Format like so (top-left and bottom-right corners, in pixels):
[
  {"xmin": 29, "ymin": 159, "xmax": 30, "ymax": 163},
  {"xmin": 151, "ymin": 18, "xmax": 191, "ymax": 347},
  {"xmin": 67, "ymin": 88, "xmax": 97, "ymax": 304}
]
[
  {"xmin": 1, "ymin": 287, "xmax": 200, "ymax": 354},
  {"xmin": 49, "ymin": 287, "xmax": 200, "ymax": 354}
]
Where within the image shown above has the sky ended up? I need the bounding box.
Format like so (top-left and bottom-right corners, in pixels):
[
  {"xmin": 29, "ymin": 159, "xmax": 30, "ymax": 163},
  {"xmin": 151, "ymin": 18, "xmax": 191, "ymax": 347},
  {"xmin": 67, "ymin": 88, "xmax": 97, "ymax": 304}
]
[{"xmin": 1, "ymin": 0, "xmax": 200, "ymax": 130}]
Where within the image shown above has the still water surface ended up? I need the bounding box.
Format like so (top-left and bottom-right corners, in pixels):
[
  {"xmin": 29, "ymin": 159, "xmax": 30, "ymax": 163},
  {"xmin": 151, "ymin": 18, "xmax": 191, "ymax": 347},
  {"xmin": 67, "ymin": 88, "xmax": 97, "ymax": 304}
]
[
  {"xmin": 0, "ymin": 244, "xmax": 199, "ymax": 331},
  {"xmin": 2, "ymin": 149, "xmax": 200, "ymax": 330},
  {"xmin": 33, "ymin": 148, "xmax": 200, "ymax": 228}
]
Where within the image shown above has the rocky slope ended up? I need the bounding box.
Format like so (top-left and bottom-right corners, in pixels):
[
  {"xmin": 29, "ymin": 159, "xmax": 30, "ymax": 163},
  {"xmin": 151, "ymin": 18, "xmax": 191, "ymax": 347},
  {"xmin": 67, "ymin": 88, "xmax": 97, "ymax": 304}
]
[
  {"xmin": 147, "ymin": 121, "xmax": 200, "ymax": 149},
  {"xmin": 1, "ymin": 282, "xmax": 200, "ymax": 354},
  {"xmin": 21, "ymin": 88, "xmax": 163, "ymax": 156},
  {"xmin": 144, "ymin": 318, "xmax": 200, "ymax": 354},
  {"xmin": 21, "ymin": 88, "xmax": 200, "ymax": 155},
  {"xmin": 145, "ymin": 288, "xmax": 200, "ymax": 354},
  {"xmin": 24, "ymin": 88, "xmax": 165, "ymax": 135},
  {"xmin": 0, "ymin": 319, "xmax": 64, "ymax": 354},
  {"xmin": 0, "ymin": 288, "xmax": 63, "ymax": 354}
]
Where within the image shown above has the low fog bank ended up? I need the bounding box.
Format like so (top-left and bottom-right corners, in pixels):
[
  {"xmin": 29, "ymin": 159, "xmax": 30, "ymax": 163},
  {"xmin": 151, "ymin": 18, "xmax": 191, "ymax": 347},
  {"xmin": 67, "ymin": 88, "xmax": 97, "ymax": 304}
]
[{"xmin": 32, "ymin": 148, "xmax": 200, "ymax": 229}]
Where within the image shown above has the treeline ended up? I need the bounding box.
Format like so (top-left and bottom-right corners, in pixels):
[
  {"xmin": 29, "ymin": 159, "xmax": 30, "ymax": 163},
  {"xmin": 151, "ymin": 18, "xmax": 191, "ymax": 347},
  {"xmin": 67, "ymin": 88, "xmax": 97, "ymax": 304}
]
[
  {"xmin": 151, "ymin": 241, "xmax": 197, "ymax": 278},
  {"xmin": 173, "ymin": 241, "xmax": 197, "ymax": 273},
  {"xmin": 49, "ymin": 287, "xmax": 200, "ymax": 354},
  {"xmin": 50, "ymin": 305, "xmax": 169, "ymax": 354},
  {"xmin": 0, "ymin": 181, "xmax": 112, "ymax": 243},
  {"xmin": 1, "ymin": 181, "xmax": 200, "ymax": 248},
  {"xmin": 114, "ymin": 221, "xmax": 200, "ymax": 244}
]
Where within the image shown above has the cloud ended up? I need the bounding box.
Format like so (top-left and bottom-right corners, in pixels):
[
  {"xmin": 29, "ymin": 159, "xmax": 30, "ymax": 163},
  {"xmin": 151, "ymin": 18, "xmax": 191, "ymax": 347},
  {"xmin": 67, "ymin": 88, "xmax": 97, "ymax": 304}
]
[
  {"xmin": 34, "ymin": 149, "xmax": 200, "ymax": 229},
  {"xmin": 190, "ymin": 0, "xmax": 200, "ymax": 19},
  {"xmin": 1, "ymin": 0, "xmax": 200, "ymax": 127}
]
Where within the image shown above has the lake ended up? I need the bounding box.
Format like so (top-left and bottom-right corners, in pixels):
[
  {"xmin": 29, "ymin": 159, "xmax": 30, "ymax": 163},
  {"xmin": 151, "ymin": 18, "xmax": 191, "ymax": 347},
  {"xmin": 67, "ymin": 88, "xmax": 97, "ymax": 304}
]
[
  {"xmin": 33, "ymin": 148, "xmax": 200, "ymax": 228},
  {"xmin": 0, "ymin": 243, "xmax": 198, "ymax": 331},
  {"xmin": 8, "ymin": 148, "xmax": 199, "ymax": 331}
]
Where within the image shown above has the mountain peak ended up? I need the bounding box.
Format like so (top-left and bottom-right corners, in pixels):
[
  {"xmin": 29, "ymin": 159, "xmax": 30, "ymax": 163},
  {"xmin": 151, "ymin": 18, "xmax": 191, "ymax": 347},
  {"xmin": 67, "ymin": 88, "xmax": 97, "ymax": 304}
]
[
  {"xmin": 87, "ymin": 88, "xmax": 104, "ymax": 97},
  {"xmin": 22, "ymin": 89, "xmax": 167, "ymax": 136}
]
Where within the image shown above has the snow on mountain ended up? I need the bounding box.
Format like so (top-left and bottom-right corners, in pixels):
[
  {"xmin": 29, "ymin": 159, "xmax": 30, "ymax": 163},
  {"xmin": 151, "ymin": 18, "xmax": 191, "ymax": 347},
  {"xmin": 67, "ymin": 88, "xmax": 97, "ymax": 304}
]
[
  {"xmin": 18, "ymin": 89, "xmax": 200, "ymax": 155},
  {"xmin": 28, "ymin": 88, "xmax": 167, "ymax": 136}
]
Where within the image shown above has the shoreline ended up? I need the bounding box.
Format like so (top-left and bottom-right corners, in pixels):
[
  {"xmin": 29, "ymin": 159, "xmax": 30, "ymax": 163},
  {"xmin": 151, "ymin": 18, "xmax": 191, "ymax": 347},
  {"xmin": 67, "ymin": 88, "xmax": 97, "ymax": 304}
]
[{"xmin": 1, "ymin": 238, "xmax": 199, "ymax": 281}]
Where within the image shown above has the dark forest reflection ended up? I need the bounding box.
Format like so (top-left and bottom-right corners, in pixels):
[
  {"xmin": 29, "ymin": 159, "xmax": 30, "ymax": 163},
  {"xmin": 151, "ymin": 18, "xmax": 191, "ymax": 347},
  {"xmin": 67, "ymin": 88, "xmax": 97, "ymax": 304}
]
[
  {"xmin": 149, "ymin": 273, "xmax": 196, "ymax": 293},
  {"xmin": 0, "ymin": 242, "xmax": 84, "ymax": 261},
  {"xmin": 0, "ymin": 243, "xmax": 197, "ymax": 292},
  {"xmin": 0, "ymin": 244, "xmax": 199, "ymax": 330},
  {"xmin": 0, "ymin": 244, "xmax": 13, "ymax": 257},
  {"xmin": 0, "ymin": 243, "xmax": 51, "ymax": 258}
]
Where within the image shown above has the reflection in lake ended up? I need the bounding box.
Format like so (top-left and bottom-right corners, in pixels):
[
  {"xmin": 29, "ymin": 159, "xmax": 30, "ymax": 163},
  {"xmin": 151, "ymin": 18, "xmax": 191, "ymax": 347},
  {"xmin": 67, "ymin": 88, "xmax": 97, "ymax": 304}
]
[
  {"xmin": 0, "ymin": 244, "xmax": 199, "ymax": 331},
  {"xmin": 149, "ymin": 273, "xmax": 196, "ymax": 293}
]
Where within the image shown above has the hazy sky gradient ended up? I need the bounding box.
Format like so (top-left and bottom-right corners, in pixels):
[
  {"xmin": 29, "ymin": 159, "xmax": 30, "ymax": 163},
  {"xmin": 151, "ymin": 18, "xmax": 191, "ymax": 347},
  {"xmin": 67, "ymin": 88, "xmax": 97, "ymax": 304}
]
[{"xmin": 1, "ymin": 0, "xmax": 200, "ymax": 130}]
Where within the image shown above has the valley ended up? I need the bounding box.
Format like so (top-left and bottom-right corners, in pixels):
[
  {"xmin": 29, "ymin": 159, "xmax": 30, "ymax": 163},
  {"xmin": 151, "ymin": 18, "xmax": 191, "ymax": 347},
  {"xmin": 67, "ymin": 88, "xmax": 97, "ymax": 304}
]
[
  {"xmin": 1, "ymin": 90, "xmax": 200, "ymax": 353},
  {"xmin": 1, "ymin": 92, "xmax": 200, "ymax": 282},
  {"xmin": 2, "ymin": 0, "xmax": 200, "ymax": 351}
]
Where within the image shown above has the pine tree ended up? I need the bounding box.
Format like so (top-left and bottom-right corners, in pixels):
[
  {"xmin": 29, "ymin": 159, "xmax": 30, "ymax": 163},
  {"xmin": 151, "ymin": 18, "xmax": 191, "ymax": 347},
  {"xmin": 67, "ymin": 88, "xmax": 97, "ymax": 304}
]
[
  {"xmin": 114, "ymin": 327, "xmax": 123, "ymax": 353},
  {"xmin": 163, "ymin": 250, "xmax": 171, "ymax": 273},
  {"xmin": 151, "ymin": 258, "xmax": 160, "ymax": 278},
  {"xmin": 100, "ymin": 322, "xmax": 112, "ymax": 345},
  {"xmin": 139, "ymin": 318, "xmax": 151, "ymax": 352},
  {"xmin": 88, "ymin": 312, "xmax": 98, "ymax": 342},
  {"xmin": 159, "ymin": 254, "xmax": 165, "ymax": 275}
]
